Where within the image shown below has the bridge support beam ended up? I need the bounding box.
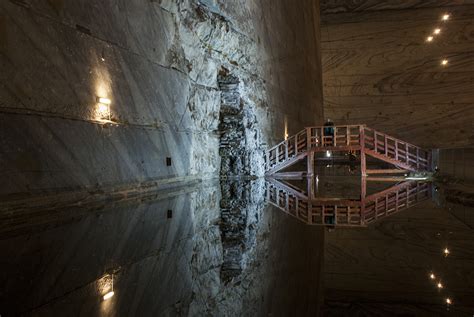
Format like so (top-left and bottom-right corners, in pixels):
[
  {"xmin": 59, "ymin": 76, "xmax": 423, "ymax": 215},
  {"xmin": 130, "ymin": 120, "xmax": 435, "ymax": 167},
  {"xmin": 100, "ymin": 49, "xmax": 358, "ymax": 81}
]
[{"xmin": 307, "ymin": 151, "xmax": 314, "ymax": 177}]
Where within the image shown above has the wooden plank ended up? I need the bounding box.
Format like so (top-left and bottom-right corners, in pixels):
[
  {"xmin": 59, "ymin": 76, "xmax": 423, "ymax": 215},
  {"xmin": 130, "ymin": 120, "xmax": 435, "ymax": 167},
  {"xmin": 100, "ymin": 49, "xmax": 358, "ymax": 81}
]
[{"xmin": 366, "ymin": 169, "xmax": 408, "ymax": 174}]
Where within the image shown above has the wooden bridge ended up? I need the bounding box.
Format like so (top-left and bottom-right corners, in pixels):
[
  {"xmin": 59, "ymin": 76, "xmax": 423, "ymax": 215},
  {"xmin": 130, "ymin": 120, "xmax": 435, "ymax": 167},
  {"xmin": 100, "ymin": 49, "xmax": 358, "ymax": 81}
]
[
  {"xmin": 265, "ymin": 125, "xmax": 432, "ymax": 176},
  {"xmin": 266, "ymin": 178, "xmax": 431, "ymax": 227}
]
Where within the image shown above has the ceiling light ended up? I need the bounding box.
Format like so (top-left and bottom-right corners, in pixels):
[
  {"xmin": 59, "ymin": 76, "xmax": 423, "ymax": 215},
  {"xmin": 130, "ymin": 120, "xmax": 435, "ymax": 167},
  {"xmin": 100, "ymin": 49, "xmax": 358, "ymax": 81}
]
[
  {"xmin": 434, "ymin": 28, "xmax": 441, "ymax": 35},
  {"xmin": 446, "ymin": 298, "xmax": 452, "ymax": 305},
  {"xmin": 442, "ymin": 14, "xmax": 450, "ymax": 21},
  {"xmin": 426, "ymin": 36, "xmax": 433, "ymax": 42},
  {"xmin": 437, "ymin": 282, "xmax": 443, "ymax": 289},
  {"xmin": 444, "ymin": 247, "xmax": 450, "ymax": 255},
  {"xmin": 441, "ymin": 59, "xmax": 448, "ymax": 66},
  {"xmin": 430, "ymin": 273, "xmax": 436, "ymax": 280}
]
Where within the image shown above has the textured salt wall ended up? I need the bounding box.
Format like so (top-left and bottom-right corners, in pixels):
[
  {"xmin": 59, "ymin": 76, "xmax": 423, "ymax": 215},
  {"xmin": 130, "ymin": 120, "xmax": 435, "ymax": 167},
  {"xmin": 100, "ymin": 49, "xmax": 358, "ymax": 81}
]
[{"xmin": 0, "ymin": 0, "xmax": 323, "ymax": 198}]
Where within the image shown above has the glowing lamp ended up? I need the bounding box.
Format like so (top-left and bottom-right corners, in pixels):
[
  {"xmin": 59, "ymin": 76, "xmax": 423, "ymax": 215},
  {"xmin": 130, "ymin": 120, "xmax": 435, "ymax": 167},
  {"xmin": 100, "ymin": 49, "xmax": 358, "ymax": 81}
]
[
  {"xmin": 103, "ymin": 291, "xmax": 115, "ymax": 301},
  {"xmin": 442, "ymin": 14, "xmax": 450, "ymax": 21},
  {"xmin": 444, "ymin": 247, "xmax": 450, "ymax": 255},
  {"xmin": 437, "ymin": 282, "xmax": 443, "ymax": 289},
  {"xmin": 97, "ymin": 97, "xmax": 112, "ymax": 105},
  {"xmin": 426, "ymin": 36, "xmax": 433, "ymax": 42},
  {"xmin": 434, "ymin": 28, "xmax": 441, "ymax": 35},
  {"xmin": 441, "ymin": 59, "xmax": 448, "ymax": 66},
  {"xmin": 326, "ymin": 150, "xmax": 331, "ymax": 158},
  {"xmin": 430, "ymin": 273, "xmax": 435, "ymax": 280},
  {"xmin": 446, "ymin": 298, "xmax": 452, "ymax": 305}
]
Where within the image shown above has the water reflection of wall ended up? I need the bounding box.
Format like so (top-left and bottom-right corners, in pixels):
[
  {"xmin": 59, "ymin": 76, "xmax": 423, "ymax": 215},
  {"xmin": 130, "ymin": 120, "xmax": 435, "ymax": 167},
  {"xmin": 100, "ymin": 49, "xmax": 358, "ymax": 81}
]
[{"xmin": 0, "ymin": 181, "xmax": 323, "ymax": 316}]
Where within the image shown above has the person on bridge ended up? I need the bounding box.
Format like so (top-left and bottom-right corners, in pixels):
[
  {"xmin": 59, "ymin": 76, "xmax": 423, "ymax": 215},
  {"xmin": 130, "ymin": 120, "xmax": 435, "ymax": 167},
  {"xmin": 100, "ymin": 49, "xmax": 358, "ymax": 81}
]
[{"xmin": 323, "ymin": 118, "xmax": 335, "ymax": 146}]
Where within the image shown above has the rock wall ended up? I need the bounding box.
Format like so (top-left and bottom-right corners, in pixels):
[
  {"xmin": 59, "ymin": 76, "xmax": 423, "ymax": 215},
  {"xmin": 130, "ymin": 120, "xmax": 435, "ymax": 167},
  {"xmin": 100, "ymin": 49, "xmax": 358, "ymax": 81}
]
[{"xmin": 0, "ymin": 0, "xmax": 323, "ymax": 199}]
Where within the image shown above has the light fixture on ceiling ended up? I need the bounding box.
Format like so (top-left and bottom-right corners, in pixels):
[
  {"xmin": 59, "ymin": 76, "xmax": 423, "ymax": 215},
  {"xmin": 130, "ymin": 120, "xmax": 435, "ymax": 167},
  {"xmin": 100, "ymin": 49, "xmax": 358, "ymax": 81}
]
[
  {"xmin": 444, "ymin": 247, "xmax": 450, "ymax": 255},
  {"xmin": 446, "ymin": 298, "xmax": 452, "ymax": 305},
  {"xmin": 426, "ymin": 36, "xmax": 434, "ymax": 42},
  {"xmin": 430, "ymin": 273, "xmax": 436, "ymax": 280},
  {"xmin": 437, "ymin": 282, "xmax": 444, "ymax": 289},
  {"xmin": 442, "ymin": 14, "xmax": 450, "ymax": 21},
  {"xmin": 433, "ymin": 28, "xmax": 441, "ymax": 35},
  {"xmin": 441, "ymin": 59, "xmax": 449, "ymax": 66}
]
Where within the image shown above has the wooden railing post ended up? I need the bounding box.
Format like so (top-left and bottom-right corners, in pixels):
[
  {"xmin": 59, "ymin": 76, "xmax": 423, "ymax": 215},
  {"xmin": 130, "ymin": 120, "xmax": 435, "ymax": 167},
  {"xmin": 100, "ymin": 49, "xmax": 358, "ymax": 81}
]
[
  {"xmin": 406, "ymin": 144, "xmax": 409, "ymax": 164},
  {"xmin": 285, "ymin": 140, "xmax": 289, "ymax": 161},
  {"xmin": 306, "ymin": 127, "xmax": 312, "ymax": 150},
  {"xmin": 265, "ymin": 151, "xmax": 270, "ymax": 170},
  {"xmin": 395, "ymin": 141, "xmax": 399, "ymax": 161},
  {"xmin": 374, "ymin": 131, "xmax": 378, "ymax": 153},
  {"xmin": 360, "ymin": 125, "xmax": 367, "ymax": 177},
  {"xmin": 294, "ymin": 135, "xmax": 298, "ymax": 155},
  {"xmin": 416, "ymin": 148, "xmax": 419, "ymax": 170}
]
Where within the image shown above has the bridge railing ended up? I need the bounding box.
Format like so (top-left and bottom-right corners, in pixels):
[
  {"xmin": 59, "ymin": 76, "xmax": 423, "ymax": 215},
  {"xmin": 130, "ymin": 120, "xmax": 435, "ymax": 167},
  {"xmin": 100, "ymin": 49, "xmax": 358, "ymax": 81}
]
[
  {"xmin": 266, "ymin": 124, "xmax": 431, "ymax": 172},
  {"xmin": 266, "ymin": 125, "xmax": 363, "ymax": 170},
  {"xmin": 266, "ymin": 180, "xmax": 431, "ymax": 227},
  {"xmin": 363, "ymin": 127, "xmax": 430, "ymax": 171}
]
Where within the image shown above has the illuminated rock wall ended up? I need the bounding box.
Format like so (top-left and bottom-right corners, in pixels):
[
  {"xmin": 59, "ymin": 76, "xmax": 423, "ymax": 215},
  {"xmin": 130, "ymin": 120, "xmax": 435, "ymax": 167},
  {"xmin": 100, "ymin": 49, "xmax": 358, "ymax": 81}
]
[{"xmin": 0, "ymin": 0, "xmax": 323, "ymax": 197}]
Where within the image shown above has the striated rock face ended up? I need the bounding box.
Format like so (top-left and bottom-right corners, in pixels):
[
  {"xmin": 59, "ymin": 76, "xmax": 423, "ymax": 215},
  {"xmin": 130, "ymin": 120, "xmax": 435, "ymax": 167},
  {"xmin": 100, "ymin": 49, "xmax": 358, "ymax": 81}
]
[{"xmin": 0, "ymin": 0, "xmax": 322, "ymax": 198}]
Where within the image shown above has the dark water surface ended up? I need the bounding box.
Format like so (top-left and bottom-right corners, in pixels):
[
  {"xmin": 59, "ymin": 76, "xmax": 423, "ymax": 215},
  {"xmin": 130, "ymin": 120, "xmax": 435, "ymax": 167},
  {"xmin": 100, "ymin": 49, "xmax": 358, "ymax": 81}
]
[
  {"xmin": 1, "ymin": 177, "xmax": 473, "ymax": 316},
  {"xmin": 0, "ymin": 180, "xmax": 322, "ymax": 316}
]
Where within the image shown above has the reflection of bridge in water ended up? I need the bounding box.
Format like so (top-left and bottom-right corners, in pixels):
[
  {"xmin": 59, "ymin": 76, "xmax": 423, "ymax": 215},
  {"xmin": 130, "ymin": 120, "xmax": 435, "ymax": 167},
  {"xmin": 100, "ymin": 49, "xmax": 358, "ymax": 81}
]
[{"xmin": 266, "ymin": 178, "xmax": 432, "ymax": 227}]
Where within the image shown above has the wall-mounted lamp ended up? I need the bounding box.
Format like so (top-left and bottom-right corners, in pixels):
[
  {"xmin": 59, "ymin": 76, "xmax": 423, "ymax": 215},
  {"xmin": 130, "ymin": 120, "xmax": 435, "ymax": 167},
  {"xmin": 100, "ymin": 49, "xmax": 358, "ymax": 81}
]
[
  {"xmin": 97, "ymin": 97, "xmax": 111, "ymax": 105},
  {"xmin": 444, "ymin": 247, "xmax": 450, "ymax": 256},
  {"xmin": 96, "ymin": 97, "xmax": 111, "ymax": 122},
  {"xmin": 102, "ymin": 274, "xmax": 115, "ymax": 301},
  {"xmin": 103, "ymin": 291, "xmax": 115, "ymax": 301}
]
